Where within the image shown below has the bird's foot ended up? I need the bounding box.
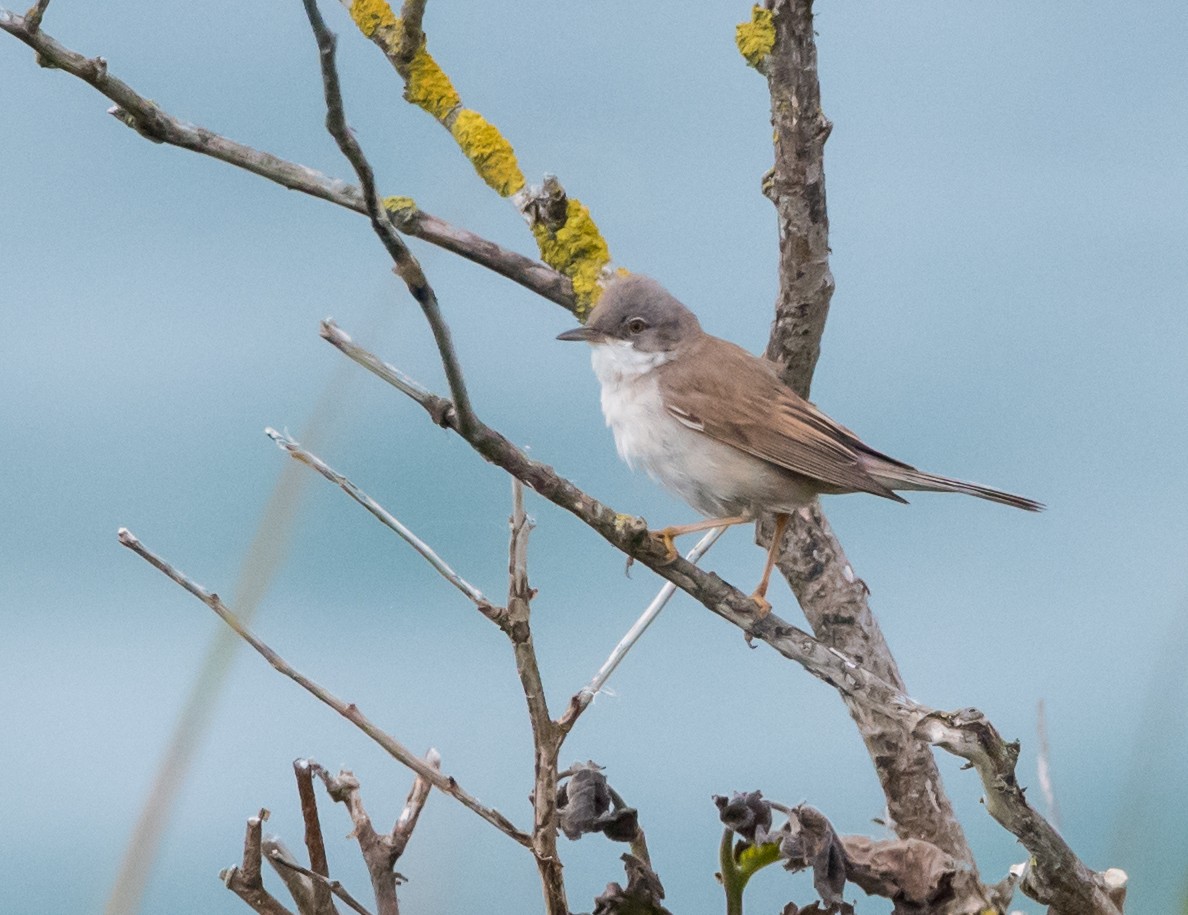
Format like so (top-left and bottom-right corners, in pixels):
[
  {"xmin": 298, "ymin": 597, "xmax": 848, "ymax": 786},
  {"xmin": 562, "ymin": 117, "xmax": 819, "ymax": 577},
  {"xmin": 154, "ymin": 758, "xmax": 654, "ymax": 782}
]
[
  {"xmin": 650, "ymin": 528, "xmax": 680, "ymax": 564},
  {"xmin": 749, "ymin": 590, "xmax": 772, "ymax": 618}
]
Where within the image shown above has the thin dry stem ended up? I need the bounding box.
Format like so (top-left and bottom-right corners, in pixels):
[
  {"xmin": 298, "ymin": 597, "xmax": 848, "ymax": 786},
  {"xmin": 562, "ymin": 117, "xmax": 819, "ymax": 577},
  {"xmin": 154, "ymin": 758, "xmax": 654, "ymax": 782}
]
[
  {"xmin": 292, "ymin": 760, "xmax": 336, "ymax": 915},
  {"xmin": 391, "ymin": 749, "xmax": 440, "ymax": 857},
  {"xmin": 0, "ymin": 8, "xmax": 574, "ymax": 309},
  {"xmin": 269, "ymin": 854, "xmax": 375, "ymax": 915},
  {"xmin": 117, "ymin": 528, "xmax": 531, "ymax": 848},
  {"xmin": 266, "ymin": 428, "xmax": 497, "ymax": 617},
  {"xmin": 562, "ymin": 524, "xmax": 726, "ymax": 731},
  {"xmin": 220, "ymin": 811, "xmax": 296, "ymax": 915},
  {"xmin": 504, "ymin": 480, "xmax": 568, "ymax": 915},
  {"xmin": 300, "ymin": 0, "xmax": 477, "ymax": 434}
]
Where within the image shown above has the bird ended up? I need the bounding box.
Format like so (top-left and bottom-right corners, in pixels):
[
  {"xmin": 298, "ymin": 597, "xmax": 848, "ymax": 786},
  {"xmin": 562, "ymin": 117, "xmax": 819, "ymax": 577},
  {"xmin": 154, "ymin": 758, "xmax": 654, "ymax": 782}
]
[{"xmin": 557, "ymin": 273, "xmax": 1042, "ymax": 615}]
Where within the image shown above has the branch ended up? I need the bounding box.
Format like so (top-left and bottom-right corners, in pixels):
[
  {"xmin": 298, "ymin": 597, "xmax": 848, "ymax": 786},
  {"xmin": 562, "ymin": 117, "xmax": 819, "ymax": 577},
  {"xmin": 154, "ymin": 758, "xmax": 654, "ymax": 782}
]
[
  {"xmin": 266, "ymin": 428, "xmax": 499, "ymax": 621},
  {"xmin": 0, "ymin": 7, "xmax": 575, "ymax": 310},
  {"xmin": 117, "ymin": 528, "xmax": 532, "ymax": 848},
  {"xmin": 220, "ymin": 811, "xmax": 297, "ymax": 915},
  {"xmin": 268, "ymin": 852, "xmax": 375, "ymax": 915},
  {"xmin": 302, "ymin": 0, "xmax": 477, "ymax": 433},
  {"xmin": 560, "ymin": 525, "xmax": 727, "ymax": 732},
  {"xmin": 740, "ymin": 0, "xmax": 979, "ymax": 884},
  {"xmin": 503, "ymin": 479, "xmax": 568, "ymax": 915},
  {"xmin": 292, "ymin": 760, "xmax": 337, "ymax": 915},
  {"xmin": 311, "ymin": 765, "xmax": 403, "ymax": 915},
  {"xmin": 338, "ymin": 0, "xmax": 612, "ymax": 315},
  {"xmin": 260, "ymin": 838, "xmax": 318, "ymax": 915},
  {"xmin": 320, "ymin": 320, "xmax": 1124, "ymax": 914},
  {"xmin": 391, "ymin": 748, "xmax": 439, "ymax": 858},
  {"xmin": 914, "ymin": 710, "xmax": 1124, "ymax": 914}
]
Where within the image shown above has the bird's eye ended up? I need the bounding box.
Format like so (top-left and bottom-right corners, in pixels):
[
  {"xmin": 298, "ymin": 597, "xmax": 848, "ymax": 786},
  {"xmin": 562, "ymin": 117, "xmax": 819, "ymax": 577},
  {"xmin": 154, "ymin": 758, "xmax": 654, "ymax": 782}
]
[{"xmin": 626, "ymin": 318, "xmax": 648, "ymax": 335}]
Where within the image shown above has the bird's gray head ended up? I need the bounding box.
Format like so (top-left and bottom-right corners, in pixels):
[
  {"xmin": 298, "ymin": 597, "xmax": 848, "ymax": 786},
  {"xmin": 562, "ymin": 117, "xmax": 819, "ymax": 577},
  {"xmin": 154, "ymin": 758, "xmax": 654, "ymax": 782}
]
[{"xmin": 556, "ymin": 274, "xmax": 701, "ymax": 353}]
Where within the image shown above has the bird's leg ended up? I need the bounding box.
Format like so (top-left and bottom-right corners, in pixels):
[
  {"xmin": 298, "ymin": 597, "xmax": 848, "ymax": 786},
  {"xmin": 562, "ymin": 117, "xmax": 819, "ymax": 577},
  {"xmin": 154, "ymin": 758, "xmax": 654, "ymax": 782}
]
[
  {"xmin": 750, "ymin": 512, "xmax": 790, "ymax": 617},
  {"xmin": 652, "ymin": 516, "xmax": 749, "ymax": 563}
]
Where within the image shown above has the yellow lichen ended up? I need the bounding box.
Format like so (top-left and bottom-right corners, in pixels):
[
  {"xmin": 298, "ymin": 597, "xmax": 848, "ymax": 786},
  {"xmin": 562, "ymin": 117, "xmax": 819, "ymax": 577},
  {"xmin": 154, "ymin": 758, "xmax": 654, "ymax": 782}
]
[
  {"xmin": 736, "ymin": 5, "xmax": 776, "ymax": 68},
  {"xmin": 531, "ymin": 198, "xmax": 612, "ymax": 319},
  {"xmin": 349, "ymin": 0, "xmax": 399, "ymax": 39},
  {"xmin": 405, "ymin": 45, "xmax": 461, "ymax": 121},
  {"xmin": 449, "ymin": 109, "xmax": 526, "ymax": 197},
  {"xmin": 382, "ymin": 195, "xmax": 418, "ymax": 214}
]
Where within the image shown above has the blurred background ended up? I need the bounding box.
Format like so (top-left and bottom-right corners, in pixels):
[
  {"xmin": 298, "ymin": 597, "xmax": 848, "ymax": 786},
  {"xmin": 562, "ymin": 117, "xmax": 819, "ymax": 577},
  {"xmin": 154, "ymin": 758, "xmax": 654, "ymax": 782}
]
[{"xmin": 2, "ymin": 2, "xmax": 1186, "ymax": 913}]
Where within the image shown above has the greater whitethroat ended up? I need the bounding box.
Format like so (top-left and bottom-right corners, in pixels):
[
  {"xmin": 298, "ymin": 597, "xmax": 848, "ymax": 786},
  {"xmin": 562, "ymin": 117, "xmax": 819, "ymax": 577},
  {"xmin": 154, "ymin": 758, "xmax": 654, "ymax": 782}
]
[{"xmin": 557, "ymin": 274, "xmax": 1043, "ymax": 615}]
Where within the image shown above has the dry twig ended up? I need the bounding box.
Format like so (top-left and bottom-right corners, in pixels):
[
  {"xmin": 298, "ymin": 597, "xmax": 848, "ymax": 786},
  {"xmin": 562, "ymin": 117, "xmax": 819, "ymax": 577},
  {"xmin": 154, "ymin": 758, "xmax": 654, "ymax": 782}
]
[
  {"xmin": 300, "ymin": 0, "xmax": 477, "ymax": 434},
  {"xmin": 220, "ymin": 811, "xmax": 296, "ymax": 915},
  {"xmin": 117, "ymin": 528, "xmax": 531, "ymax": 848},
  {"xmin": 0, "ymin": 7, "xmax": 575, "ymax": 310},
  {"xmin": 266, "ymin": 428, "xmax": 497, "ymax": 619},
  {"xmin": 268, "ymin": 853, "xmax": 374, "ymax": 915}
]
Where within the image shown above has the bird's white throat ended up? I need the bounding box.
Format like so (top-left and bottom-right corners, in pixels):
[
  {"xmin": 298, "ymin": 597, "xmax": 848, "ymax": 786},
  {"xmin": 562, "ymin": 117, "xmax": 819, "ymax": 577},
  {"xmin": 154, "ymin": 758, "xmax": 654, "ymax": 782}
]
[{"xmin": 589, "ymin": 339, "xmax": 673, "ymax": 383}]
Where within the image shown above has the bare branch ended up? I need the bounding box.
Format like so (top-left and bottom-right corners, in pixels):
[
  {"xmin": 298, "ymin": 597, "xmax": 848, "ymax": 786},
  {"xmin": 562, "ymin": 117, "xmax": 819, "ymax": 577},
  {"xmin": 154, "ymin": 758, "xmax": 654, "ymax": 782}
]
[
  {"xmin": 391, "ymin": 748, "xmax": 440, "ymax": 858},
  {"xmin": 504, "ymin": 479, "xmax": 568, "ymax": 915},
  {"xmin": 301, "ymin": 0, "xmax": 478, "ymax": 434},
  {"xmin": 560, "ymin": 525, "xmax": 727, "ymax": 733},
  {"xmin": 22, "ymin": 0, "xmax": 49, "ymax": 32},
  {"xmin": 292, "ymin": 760, "xmax": 337, "ymax": 915},
  {"xmin": 310, "ymin": 766, "xmax": 401, "ymax": 915},
  {"xmin": 261, "ymin": 839, "xmax": 318, "ymax": 915},
  {"xmin": 914, "ymin": 710, "xmax": 1123, "ymax": 914},
  {"xmin": 117, "ymin": 528, "xmax": 532, "ymax": 848},
  {"xmin": 0, "ymin": 8, "xmax": 575, "ymax": 310},
  {"xmin": 740, "ymin": 0, "xmax": 979, "ymax": 883},
  {"xmin": 220, "ymin": 811, "xmax": 296, "ymax": 915},
  {"xmin": 266, "ymin": 428, "xmax": 499, "ymax": 620},
  {"xmin": 269, "ymin": 853, "xmax": 375, "ymax": 915}
]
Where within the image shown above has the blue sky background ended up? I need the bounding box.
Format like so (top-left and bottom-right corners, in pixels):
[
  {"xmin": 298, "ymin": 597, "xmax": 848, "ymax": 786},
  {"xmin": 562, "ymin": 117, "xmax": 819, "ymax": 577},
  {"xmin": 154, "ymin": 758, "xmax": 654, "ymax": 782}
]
[{"xmin": 2, "ymin": 2, "xmax": 1186, "ymax": 913}]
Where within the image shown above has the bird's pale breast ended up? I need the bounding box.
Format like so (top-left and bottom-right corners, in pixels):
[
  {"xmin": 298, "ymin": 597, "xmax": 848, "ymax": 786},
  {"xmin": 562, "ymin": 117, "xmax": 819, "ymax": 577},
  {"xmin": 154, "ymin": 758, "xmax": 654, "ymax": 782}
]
[{"xmin": 590, "ymin": 343, "xmax": 815, "ymax": 518}]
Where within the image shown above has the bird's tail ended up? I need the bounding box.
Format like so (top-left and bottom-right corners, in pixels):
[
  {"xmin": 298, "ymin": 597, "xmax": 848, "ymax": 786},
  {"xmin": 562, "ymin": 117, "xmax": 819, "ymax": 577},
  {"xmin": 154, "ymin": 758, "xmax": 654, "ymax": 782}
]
[{"xmin": 867, "ymin": 465, "xmax": 1045, "ymax": 512}]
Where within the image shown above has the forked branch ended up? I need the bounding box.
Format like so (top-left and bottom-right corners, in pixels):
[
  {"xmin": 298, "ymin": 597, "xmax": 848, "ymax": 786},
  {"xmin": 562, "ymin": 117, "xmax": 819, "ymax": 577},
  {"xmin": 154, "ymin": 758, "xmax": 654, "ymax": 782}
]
[{"xmin": 117, "ymin": 528, "xmax": 531, "ymax": 848}]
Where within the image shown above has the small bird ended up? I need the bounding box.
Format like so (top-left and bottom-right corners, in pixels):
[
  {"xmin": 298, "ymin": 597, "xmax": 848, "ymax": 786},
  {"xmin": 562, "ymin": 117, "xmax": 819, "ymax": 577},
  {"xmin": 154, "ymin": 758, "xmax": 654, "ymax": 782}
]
[{"xmin": 557, "ymin": 274, "xmax": 1042, "ymax": 614}]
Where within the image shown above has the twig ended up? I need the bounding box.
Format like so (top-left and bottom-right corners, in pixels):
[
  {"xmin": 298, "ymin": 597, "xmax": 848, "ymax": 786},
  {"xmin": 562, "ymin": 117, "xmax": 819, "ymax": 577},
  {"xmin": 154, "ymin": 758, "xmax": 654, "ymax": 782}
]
[
  {"xmin": 220, "ymin": 810, "xmax": 296, "ymax": 915},
  {"xmin": 504, "ymin": 479, "xmax": 568, "ymax": 915},
  {"xmin": 22, "ymin": 0, "xmax": 49, "ymax": 31},
  {"xmin": 309, "ymin": 766, "xmax": 402, "ymax": 915},
  {"xmin": 319, "ymin": 322, "xmax": 1124, "ymax": 913},
  {"xmin": 914, "ymin": 710, "xmax": 1123, "ymax": 914},
  {"xmin": 1036, "ymin": 698, "xmax": 1061, "ymax": 831},
  {"xmin": 561, "ymin": 525, "xmax": 726, "ymax": 731},
  {"xmin": 265, "ymin": 428, "xmax": 499, "ymax": 619},
  {"xmin": 269, "ymin": 851, "xmax": 375, "ymax": 915},
  {"xmin": 0, "ymin": 8, "xmax": 575, "ymax": 310},
  {"xmin": 260, "ymin": 838, "xmax": 317, "ymax": 915},
  {"xmin": 391, "ymin": 748, "xmax": 440, "ymax": 858},
  {"xmin": 300, "ymin": 0, "xmax": 477, "ymax": 434},
  {"xmin": 292, "ymin": 760, "xmax": 336, "ymax": 915},
  {"xmin": 395, "ymin": 0, "xmax": 425, "ymax": 61},
  {"xmin": 336, "ymin": 0, "xmax": 612, "ymax": 315},
  {"xmin": 117, "ymin": 528, "xmax": 532, "ymax": 848}
]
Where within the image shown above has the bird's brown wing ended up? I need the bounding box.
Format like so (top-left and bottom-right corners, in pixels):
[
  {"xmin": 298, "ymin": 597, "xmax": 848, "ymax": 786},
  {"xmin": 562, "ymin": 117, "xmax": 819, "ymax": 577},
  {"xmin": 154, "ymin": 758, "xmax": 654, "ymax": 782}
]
[{"xmin": 660, "ymin": 337, "xmax": 907, "ymax": 502}]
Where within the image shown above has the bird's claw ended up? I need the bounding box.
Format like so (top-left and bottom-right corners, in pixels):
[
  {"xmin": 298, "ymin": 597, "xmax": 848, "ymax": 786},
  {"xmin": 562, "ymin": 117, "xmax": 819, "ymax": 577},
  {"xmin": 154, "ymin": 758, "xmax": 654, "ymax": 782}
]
[
  {"xmin": 650, "ymin": 529, "xmax": 680, "ymax": 564},
  {"xmin": 749, "ymin": 591, "xmax": 772, "ymax": 618}
]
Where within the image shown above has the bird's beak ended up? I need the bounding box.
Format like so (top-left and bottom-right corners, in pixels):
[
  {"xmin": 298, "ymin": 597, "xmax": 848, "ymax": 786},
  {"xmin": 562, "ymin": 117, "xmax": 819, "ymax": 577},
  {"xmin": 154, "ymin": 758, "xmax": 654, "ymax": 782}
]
[{"xmin": 556, "ymin": 325, "xmax": 602, "ymax": 342}]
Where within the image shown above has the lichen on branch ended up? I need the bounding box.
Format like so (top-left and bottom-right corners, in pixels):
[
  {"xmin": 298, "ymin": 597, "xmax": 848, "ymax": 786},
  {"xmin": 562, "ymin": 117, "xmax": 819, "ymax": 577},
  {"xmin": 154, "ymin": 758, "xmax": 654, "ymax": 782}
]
[
  {"xmin": 530, "ymin": 198, "xmax": 611, "ymax": 318},
  {"xmin": 736, "ymin": 5, "xmax": 776, "ymax": 69}
]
